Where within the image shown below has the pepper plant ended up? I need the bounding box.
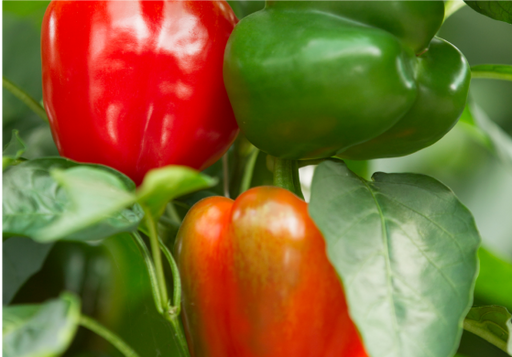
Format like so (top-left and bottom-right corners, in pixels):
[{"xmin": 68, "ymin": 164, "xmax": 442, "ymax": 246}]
[{"xmin": 3, "ymin": 1, "xmax": 512, "ymax": 357}]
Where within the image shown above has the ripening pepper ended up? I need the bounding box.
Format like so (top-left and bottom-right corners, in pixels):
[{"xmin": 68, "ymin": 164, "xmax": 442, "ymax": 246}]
[
  {"xmin": 224, "ymin": 1, "xmax": 471, "ymax": 160},
  {"xmin": 41, "ymin": 1, "xmax": 238, "ymax": 185},
  {"xmin": 175, "ymin": 186, "xmax": 368, "ymax": 357}
]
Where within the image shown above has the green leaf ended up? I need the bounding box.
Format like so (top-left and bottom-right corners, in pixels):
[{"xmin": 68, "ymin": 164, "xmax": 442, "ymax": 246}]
[
  {"xmin": 472, "ymin": 65, "xmax": 512, "ymax": 81},
  {"xmin": 309, "ymin": 160, "xmax": 480, "ymax": 357},
  {"xmin": 136, "ymin": 165, "xmax": 216, "ymax": 218},
  {"xmin": 464, "ymin": 1, "xmax": 512, "ymax": 24},
  {"xmin": 3, "ymin": 237, "xmax": 53, "ymax": 304},
  {"xmin": 35, "ymin": 167, "xmax": 142, "ymax": 242},
  {"xmin": 464, "ymin": 306, "xmax": 512, "ymax": 355},
  {"xmin": 459, "ymin": 101, "xmax": 512, "ymax": 170},
  {"xmin": 3, "ymin": 130, "xmax": 26, "ymax": 169},
  {"xmin": 3, "ymin": 158, "xmax": 143, "ymax": 242},
  {"xmin": 3, "ymin": 292, "xmax": 81, "ymax": 357},
  {"xmin": 475, "ymin": 248, "xmax": 512, "ymax": 311}
]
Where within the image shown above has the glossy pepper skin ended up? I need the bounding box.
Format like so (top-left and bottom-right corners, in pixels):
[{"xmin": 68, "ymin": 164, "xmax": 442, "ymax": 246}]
[
  {"xmin": 42, "ymin": 1, "xmax": 238, "ymax": 185},
  {"xmin": 224, "ymin": 1, "xmax": 471, "ymax": 160},
  {"xmin": 175, "ymin": 187, "xmax": 367, "ymax": 357}
]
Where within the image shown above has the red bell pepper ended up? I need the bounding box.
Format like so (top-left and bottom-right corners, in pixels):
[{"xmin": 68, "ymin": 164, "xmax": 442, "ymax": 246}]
[
  {"xmin": 175, "ymin": 186, "xmax": 368, "ymax": 357},
  {"xmin": 41, "ymin": 1, "xmax": 238, "ymax": 184}
]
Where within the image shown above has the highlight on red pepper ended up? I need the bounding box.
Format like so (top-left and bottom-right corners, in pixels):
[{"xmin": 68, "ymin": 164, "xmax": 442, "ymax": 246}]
[
  {"xmin": 41, "ymin": 0, "xmax": 239, "ymax": 185},
  {"xmin": 224, "ymin": 1, "xmax": 471, "ymax": 161},
  {"xmin": 175, "ymin": 186, "xmax": 368, "ymax": 357}
]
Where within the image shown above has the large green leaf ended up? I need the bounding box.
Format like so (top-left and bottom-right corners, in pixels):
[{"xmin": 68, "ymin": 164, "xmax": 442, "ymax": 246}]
[
  {"xmin": 3, "ymin": 292, "xmax": 81, "ymax": 357},
  {"xmin": 3, "ymin": 158, "xmax": 143, "ymax": 242},
  {"xmin": 3, "ymin": 130, "xmax": 26, "ymax": 169},
  {"xmin": 464, "ymin": 306, "xmax": 512, "ymax": 355},
  {"xmin": 35, "ymin": 166, "xmax": 142, "ymax": 242},
  {"xmin": 3, "ymin": 237, "xmax": 53, "ymax": 304},
  {"xmin": 464, "ymin": 1, "xmax": 512, "ymax": 24},
  {"xmin": 309, "ymin": 160, "xmax": 480, "ymax": 357}
]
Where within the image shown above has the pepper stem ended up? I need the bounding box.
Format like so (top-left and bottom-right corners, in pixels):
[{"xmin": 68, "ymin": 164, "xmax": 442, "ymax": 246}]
[
  {"xmin": 3, "ymin": 77, "xmax": 49, "ymax": 123},
  {"xmin": 79, "ymin": 315, "xmax": 141, "ymax": 357},
  {"xmin": 272, "ymin": 157, "xmax": 304, "ymax": 200}
]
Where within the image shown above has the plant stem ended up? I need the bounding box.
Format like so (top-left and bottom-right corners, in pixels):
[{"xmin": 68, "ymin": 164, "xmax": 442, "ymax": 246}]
[
  {"xmin": 159, "ymin": 238, "xmax": 182, "ymax": 314},
  {"xmin": 141, "ymin": 209, "xmax": 191, "ymax": 357},
  {"xmin": 3, "ymin": 77, "xmax": 49, "ymax": 123},
  {"xmin": 444, "ymin": 0, "xmax": 465, "ymax": 22},
  {"xmin": 223, "ymin": 153, "xmax": 230, "ymax": 198},
  {"xmin": 239, "ymin": 147, "xmax": 259, "ymax": 195},
  {"xmin": 158, "ymin": 240, "xmax": 191, "ymax": 357},
  {"xmin": 131, "ymin": 232, "xmax": 163, "ymax": 314},
  {"xmin": 144, "ymin": 207, "xmax": 169, "ymax": 309},
  {"xmin": 272, "ymin": 157, "xmax": 304, "ymax": 200},
  {"xmin": 463, "ymin": 318, "xmax": 509, "ymax": 354},
  {"xmin": 471, "ymin": 66, "xmax": 512, "ymax": 82},
  {"xmin": 166, "ymin": 202, "xmax": 182, "ymax": 224},
  {"xmin": 79, "ymin": 315, "xmax": 140, "ymax": 357},
  {"xmin": 167, "ymin": 315, "xmax": 191, "ymax": 357}
]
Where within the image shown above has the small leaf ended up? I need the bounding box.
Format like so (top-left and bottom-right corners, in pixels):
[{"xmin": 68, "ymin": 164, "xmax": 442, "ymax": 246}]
[
  {"xmin": 472, "ymin": 64, "xmax": 512, "ymax": 81},
  {"xmin": 3, "ymin": 292, "xmax": 81, "ymax": 357},
  {"xmin": 137, "ymin": 165, "xmax": 216, "ymax": 218},
  {"xmin": 3, "ymin": 130, "xmax": 26, "ymax": 169},
  {"xmin": 3, "ymin": 237, "xmax": 54, "ymax": 304},
  {"xmin": 309, "ymin": 160, "xmax": 480, "ymax": 357},
  {"xmin": 3, "ymin": 158, "xmax": 143, "ymax": 242},
  {"xmin": 464, "ymin": 1, "xmax": 512, "ymax": 24},
  {"xmin": 464, "ymin": 306, "xmax": 512, "ymax": 354}
]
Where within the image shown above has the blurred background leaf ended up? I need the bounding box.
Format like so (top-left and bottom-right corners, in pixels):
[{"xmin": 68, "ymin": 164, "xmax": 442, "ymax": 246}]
[{"xmin": 3, "ymin": 237, "xmax": 54, "ymax": 305}]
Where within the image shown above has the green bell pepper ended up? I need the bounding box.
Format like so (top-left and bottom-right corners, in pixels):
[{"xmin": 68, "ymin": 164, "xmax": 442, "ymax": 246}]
[{"xmin": 224, "ymin": 1, "xmax": 471, "ymax": 160}]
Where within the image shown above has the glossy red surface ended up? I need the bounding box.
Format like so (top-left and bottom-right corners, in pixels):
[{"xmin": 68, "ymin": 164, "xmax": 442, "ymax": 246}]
[
  {"xmin": 175, "ymin": 187, "xmax": 368, "ymax": 357},
  {"xmin": 41, "ymin": 1, "xmax": 238, "ymax": 184}
]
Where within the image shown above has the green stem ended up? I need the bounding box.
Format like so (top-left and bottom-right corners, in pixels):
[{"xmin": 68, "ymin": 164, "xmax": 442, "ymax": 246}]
[
  {"xmin": 239, "ymin": 147, "xmax": 260, "ymax": 195},
  {"xmin": 158, "ymin": 240, "xmax": 190, "ymax": 357},
  {"xmin": 142, "ymin": 208, "xmax": 191, "ymax": 357},
  {"xmin": 166, "ymin": 202, "xmax": 182, "ymax": 224},
  {"xmin": 471, "ymin": 66, "xmax": 512, "ymax": 82},
  {"xmin": 158, "ymin": 239, "xmax": 182, "ymax": 314},
  {"xmin": 144, "ymin": 208, "xmax": 169, "ymax": 309},
  {"xmin": 222, "ymin": 153, "xmax": 230, "ymax": 198},
  {"xmin": 272, "ymin": 157, "xmax": 304, "ymax": 200},
  {"xmin": 463, "ymin": 318, "xmax": 509, "ymax": 354},
  {"xmin": 3, "ymin": 77, "xmax": 49, "ymax": 123},
  {"xmin": 444, "ymin": 0, "xmax": 465, "ymax": 22},
  {"xmin": 79, "ymin": 315, "xmax": 140, "ymax": 357},
  {"xmin": 131, "ymin": 232, "xmax": 163, "ymax": 314},
  {"xmin": 167, "ymin": 315, "xmax": 191, "ymax": 357}
]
